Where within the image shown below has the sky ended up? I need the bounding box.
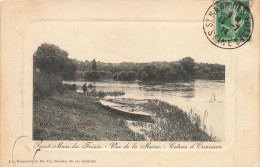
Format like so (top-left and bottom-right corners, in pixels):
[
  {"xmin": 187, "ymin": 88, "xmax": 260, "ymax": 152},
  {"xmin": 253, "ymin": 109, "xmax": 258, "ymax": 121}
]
[{"xmin": 25, "ymin": 21, "xmax": 231, "ymax": 65}]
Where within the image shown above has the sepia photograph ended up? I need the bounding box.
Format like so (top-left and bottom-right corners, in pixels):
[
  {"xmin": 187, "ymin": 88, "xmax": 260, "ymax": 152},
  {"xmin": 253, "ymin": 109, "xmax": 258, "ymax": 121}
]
[
  {"xmin": 32, "ymin": 22, "xmax": 225, "ymax": 142},
  {"xmin": 1, "ymin": 0, "xmax": 259, "ymax": 166}
]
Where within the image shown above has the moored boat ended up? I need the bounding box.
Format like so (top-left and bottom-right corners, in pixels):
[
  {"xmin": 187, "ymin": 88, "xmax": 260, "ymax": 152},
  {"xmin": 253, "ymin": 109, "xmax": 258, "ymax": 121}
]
[{"xmin": 99, "ymin": 98, "xmax": 154, "ymax": 122}]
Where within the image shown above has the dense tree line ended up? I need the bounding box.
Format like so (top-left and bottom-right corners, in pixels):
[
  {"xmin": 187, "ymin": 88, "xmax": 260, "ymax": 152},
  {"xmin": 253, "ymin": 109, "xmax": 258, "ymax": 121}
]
[
  {"xmin": 33, "ymin": 43, "xmax": 224, "ymax": 84},
  {"xmin": 194, "ymin": 63, "xmax": 225, "ymax": 80},
  {"xmin": 75, "ymin": 57, "xmax": 225, "ymax": 81}
]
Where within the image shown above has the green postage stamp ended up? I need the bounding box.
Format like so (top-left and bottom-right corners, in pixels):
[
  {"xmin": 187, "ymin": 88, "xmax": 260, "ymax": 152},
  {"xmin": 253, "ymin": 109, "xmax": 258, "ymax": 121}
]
[{"xmin": 203, "ymin": 0, "xmax": 254, "ymax": 49}]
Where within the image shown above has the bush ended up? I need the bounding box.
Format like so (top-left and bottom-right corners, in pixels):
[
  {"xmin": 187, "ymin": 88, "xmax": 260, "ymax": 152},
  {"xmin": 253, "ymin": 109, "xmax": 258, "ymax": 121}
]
[
  {"xmin": 105, "ymin": 91, "xmax": 125, "ymax": 96},
  {"xmin": 98, "ymin": 91, "xmax": 106, "ymax": 98},
  {"xmin": 33, "ymin": 71, "xmax": 63, "ymax": 100},
  {"xmin": 63, "ymin": 83, "xmax": 76, "ymax": 91},
  {"xmin": 87, "ymin": 90, "xmax": 124, "ymax": 98}
]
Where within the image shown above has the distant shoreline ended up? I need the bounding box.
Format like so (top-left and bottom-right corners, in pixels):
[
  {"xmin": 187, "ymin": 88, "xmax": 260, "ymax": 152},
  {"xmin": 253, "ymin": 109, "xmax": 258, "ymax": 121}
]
[{"xmin": 64, "ymin": 78, "xmax": 225, "ymax": 84}]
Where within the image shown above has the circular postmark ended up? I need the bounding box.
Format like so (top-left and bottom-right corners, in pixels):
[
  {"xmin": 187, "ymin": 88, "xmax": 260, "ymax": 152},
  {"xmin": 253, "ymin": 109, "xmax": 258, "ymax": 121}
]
[{"xmin": 203, "ymin": 0, "xmax": 254, "ymax": 49}]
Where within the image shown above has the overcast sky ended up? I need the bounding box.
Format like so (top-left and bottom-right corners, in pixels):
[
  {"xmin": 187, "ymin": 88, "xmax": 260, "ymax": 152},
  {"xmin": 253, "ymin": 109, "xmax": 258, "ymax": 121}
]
[{"xmin": 26, "ymin": 21, "xmax": 230, "ymax": 65}]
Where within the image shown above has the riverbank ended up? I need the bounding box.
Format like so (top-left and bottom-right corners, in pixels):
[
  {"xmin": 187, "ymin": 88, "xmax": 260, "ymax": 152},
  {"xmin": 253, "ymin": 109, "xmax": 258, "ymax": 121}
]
[
  {"xmin": 33, "ymin": 91, "xmax": 217, "ymax": 141},
  {"xmin": 33, "ymin": 91, "xmax": 144, "ymax": 140},
  {"xmin": 134, "ymin": 100, "xmax": 218, "ymax": 141}
]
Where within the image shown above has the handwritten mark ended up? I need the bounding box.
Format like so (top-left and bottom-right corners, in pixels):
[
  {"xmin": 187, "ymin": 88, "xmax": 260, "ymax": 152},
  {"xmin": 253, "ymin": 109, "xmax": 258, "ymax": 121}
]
[
  {"xmin": 31, "ymin": 149, "xmax": 40, "ymax": 167},
  {"xmin": 12, "ymin": 136, "xmax": 28, "ymax": 167},
  {"xmin": 12, "ymin": 136, "xmax": 41, "ymax": 167}
]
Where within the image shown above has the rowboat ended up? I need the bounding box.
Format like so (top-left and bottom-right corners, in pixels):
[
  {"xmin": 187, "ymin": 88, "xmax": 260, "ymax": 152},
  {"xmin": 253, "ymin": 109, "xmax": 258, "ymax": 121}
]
[{"xmin": 99, "ymin": 98, "xmax": 154, "ymax": 122}]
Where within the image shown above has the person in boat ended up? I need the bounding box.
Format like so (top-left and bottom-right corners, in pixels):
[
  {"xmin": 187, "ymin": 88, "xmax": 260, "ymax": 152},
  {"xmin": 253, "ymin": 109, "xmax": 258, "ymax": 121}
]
[{"xmin": 82, "ymin": 83, "xmax": 87, "ymax": 95}]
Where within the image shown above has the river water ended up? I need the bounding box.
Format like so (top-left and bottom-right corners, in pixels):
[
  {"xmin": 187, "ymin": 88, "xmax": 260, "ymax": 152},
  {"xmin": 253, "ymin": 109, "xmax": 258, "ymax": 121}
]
[{"xmin": 64, "ymin": 79, "xmax": 225, "ymax": 140}]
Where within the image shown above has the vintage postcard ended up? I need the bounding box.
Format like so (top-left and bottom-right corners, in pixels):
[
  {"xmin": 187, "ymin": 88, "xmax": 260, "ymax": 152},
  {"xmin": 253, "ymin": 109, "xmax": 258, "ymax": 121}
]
[{"xmin": 0, "ymin": 0, "xmax": 259, "ymax": 166}]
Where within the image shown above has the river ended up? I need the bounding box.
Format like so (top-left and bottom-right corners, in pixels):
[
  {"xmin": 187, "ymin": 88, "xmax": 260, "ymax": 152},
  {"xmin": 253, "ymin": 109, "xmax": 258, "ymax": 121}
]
[{"xmin": 64, "ymin": 79, "xmax": 225, "ymax": 140}]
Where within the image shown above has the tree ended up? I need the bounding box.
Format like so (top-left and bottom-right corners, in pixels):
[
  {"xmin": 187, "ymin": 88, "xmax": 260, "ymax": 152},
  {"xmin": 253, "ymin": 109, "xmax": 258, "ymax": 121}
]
[
  {"xmin": 143, "ymin": 65, "xmax": 157, "ymax": 80},
  {"xmin": 113, "ymin": 73, "xmax": 118, "ymax": 80},
  {"xmin": 61, "ymin": 59, "xmax": 78, "ymax": 80},
  {"xmin": 85, "ymin": 71, "xmax": 100, "ymax": 81},
  {"xmin": 33, "ymin": 43, "xmax": 77, "ymax": 80},
  {"xmin": 166, "ymin": 69, "xmax": 178, "ymax": 81},
  {"xmin": 179, "ymin": 57, "xmax": 195, "ymax": 77},
  {"xmin": 92, "ymin": 59, "xmax": 97, "ymax": 70},
  {"xmin": 140, "ymin": 71, "xmax": 149, "ymax": 81},
  {"xmin": 173, "ymin": 64, "xmax": 190, "ymax": 80},
  {"xmin": 155, "ymin": 66, "xmax": 170, "ymax": 80},
  {"xmin": 125, "ymin": 71, "xmax": 136, "ymax": 80},
  {"xmin": 118, "ymin": 71, "xmax": 126, "ymax": 81}
]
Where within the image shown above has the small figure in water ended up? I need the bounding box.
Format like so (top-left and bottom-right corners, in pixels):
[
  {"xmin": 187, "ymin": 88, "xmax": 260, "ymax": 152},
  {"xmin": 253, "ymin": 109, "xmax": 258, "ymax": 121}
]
[{"xmin": 82, "ymin": 82, "xmax": 87, "ymax": 95}]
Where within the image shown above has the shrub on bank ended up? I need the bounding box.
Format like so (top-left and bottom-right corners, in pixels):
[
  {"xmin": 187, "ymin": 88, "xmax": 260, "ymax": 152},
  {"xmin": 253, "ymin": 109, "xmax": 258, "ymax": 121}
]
[
  {"xmin": 33, "ymin": 71, "xmax": 63, "ymax": 100},
  {"xmin": 105, "ymin": 91, "xmax": 125, "ymax": 96},
  {"xmin": 87, "ymin": 90, "xmax": 124, "ymax": 98},
  {"xmin": 63, "ymin": 83, "xmax": 76, "ymax": 91}
]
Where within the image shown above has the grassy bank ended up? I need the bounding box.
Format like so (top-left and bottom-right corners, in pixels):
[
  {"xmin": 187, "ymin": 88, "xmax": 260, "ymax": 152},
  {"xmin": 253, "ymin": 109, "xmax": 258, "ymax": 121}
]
[
  {"xmin": 33, "ymin": 91, "xmax": 144, "ymax": 140},
  {"xmin": 34, "ymin": 91, "xmax": 217, "ymax": 141},
  {"xmin": 136, "ymin": 100, "xmax": 218, "ymax": 141}
]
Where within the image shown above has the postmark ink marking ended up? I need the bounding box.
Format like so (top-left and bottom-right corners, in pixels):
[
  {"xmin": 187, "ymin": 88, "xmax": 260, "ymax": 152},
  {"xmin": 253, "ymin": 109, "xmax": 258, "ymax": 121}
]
[{"xmin": 203, "ymin": 0, "xmax": 254, "ymax": 49}]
